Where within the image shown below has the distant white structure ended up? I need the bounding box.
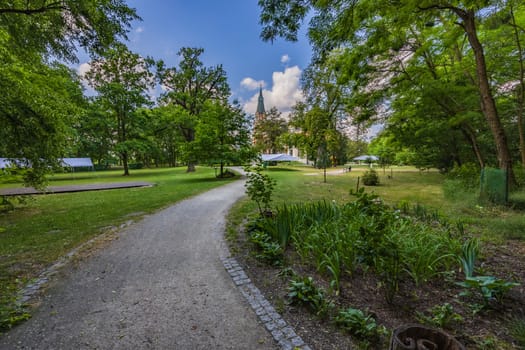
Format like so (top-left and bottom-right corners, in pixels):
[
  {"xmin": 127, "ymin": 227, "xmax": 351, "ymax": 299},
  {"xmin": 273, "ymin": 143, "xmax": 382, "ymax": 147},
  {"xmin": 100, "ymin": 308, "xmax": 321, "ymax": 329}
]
[
  {"xmin": 60, "ymin": 158, "xmax": 94, "ymax": 170},
  {"xmin": 261, "ymin": 154, "xmax": 299, "ymax": 162},
  {"xmin": 353, "ymin": 155, "xmax": 379, "ymax": 162},
  {"xmin": 0, "ymin": 158, "xmax": 94, "ymax": 171}
]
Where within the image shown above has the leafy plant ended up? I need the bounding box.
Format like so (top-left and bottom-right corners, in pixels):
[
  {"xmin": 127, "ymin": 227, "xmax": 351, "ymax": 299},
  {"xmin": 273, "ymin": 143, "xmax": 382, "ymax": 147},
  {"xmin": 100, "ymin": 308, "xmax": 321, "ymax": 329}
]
[
  {"xmin": 248, "ymin": 230, "xmax": 283, "ymax": 266},
  {"xmin": 321, "ymin": 250, "xmax": 342, "ymax": 295},
  {"xmin": 287, "ymin": 276, "xmax": 331, "ymax": 316},
  {"xmin": 244, "ymin": 165, "xmax": 276, "ymax": 217},
  {"xmin": 334, "ymin": 307, "xmax": 387, "ymax": 342},
  {"xmin": 458, "ymin": 276, "xmax": 519, "ymax": 306},
  {"xmin": 374, "ymin": 234, "xmax": 401, "ymax": 304},
  {"xmin": 416, "ymin": 303, "xmax": 463, "ymax": 329},
  {"xmin": 459, "ymin": 238, "xmax": 480, "ymax": 278},
  {"xmin": 362, "ymin": 169, "xmax": 380, "ymax": 186}
]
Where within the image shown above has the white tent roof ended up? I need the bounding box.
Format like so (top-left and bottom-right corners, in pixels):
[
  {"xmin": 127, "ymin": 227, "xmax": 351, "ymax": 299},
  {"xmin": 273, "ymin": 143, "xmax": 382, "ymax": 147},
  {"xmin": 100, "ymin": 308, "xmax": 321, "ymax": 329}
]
[
  {"xmin": 0, "ymin": 158, "xmax": 94, "ymax": 169},
  {"xmin": 261, "ymin": 153, "xmax": 298, "ymax": 162},
  {"xmin": 353, "ymin": 155, "xmax": 379, "ymax": 161},
  {"xmin": 61, "ymin": 158, "xmax": 94, "ymax": 167},
  {"xmin": 0, "ymin": 158, "xmax": 26, "ymax": 169}
]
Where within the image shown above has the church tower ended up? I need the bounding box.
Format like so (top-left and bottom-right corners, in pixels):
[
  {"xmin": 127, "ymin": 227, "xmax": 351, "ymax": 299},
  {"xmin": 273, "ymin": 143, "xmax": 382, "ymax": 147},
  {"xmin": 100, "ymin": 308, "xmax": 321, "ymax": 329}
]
[
  {"xmin": 253, "ymin": 87, "xmax": 266, "ymax": 149},
  {"xmin": 255, "ymin": 86, "xmax": 265, "ymax": 122}
]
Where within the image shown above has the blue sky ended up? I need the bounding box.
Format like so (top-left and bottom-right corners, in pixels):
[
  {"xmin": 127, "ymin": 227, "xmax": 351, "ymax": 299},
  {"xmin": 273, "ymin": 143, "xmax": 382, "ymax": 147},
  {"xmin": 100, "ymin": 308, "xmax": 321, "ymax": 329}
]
[{"xmin": 79, "ymin": 0, "xmax": 312, "ymax": 116}]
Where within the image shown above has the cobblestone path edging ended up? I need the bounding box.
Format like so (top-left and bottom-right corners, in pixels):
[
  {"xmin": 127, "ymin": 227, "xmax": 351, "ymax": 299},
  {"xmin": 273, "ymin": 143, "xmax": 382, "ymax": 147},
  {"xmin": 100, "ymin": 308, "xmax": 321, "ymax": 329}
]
[{"xmin": 222, "ymin": 257, "xmax": 312, "ymax": 350}]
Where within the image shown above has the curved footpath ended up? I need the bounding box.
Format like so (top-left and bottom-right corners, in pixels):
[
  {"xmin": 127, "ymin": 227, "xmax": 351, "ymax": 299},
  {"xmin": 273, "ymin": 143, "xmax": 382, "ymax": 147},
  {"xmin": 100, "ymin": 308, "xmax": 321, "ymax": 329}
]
[{"xmin": 1, "ymin": 177, "xmax": 309, "ymax": 349}]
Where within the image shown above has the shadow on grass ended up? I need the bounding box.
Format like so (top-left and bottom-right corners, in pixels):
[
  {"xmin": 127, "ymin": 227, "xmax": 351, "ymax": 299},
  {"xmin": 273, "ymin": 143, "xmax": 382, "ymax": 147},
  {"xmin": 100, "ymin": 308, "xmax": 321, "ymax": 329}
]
[
  {"xmin": 176, "ymin": 176, "xmax": 240, "ymax": 184},
  {"xmin": 265, "ymin": 167, "xmax": 301, "ymax": 172},
  {"xmin": 48, "ymin": 168, "xmax": 185, "ymax": 182}
]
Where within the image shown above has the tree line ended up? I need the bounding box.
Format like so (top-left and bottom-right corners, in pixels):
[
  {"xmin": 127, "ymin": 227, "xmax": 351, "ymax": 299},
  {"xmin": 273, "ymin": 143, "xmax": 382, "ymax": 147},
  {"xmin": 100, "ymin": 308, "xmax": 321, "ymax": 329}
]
[
  {"xmin": 3, "ymin": 1, "xmax": 525, "ymax": 187},
  {"xmin": 0, "ymin": 1, "xmax": 255, "ymax": 186},
  {"xmin": 259, "ymin": 0, "xmax": 525, "ymax": 186}
]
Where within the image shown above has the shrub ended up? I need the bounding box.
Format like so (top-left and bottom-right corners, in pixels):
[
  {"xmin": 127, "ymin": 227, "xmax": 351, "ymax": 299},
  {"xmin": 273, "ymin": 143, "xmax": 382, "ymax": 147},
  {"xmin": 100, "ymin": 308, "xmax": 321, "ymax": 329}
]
[
  {"xmin": 244, "ymin": 165, "xmax": 276, "ymax": 216},
  {"xmin": 334, "ymin": 307, "xmax": 387, "ymax": 346},
  {"xmin": 416, "ymin": 303, "xmax": 463, "ymax": 329},
  {"xmin": 446, "ymin": 162, "xmax": 480, "ymax": 189},
  {"xmin": 287, "ymin": 276, "xmax": 332, "ymax": 316},
  {"xmin": 248, "ymin": 230, "xmax": 283, "ymax": 266},
  {"xmin": 362, "ymin": 169, "xmax": 379, "ymax": 186},
  {"xmin": 457, "ymin": 275, "xmax": 520, "ymax": 306}
]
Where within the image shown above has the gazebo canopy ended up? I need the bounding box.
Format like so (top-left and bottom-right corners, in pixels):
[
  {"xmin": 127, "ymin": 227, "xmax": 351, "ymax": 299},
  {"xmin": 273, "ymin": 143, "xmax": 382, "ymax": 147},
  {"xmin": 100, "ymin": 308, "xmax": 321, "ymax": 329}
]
[
  {"xmin": 352, "ymin": 155, "xmax": 379, "ymax": 161},
  {"xmin": 261, "ymin": 154, "xmax": 298, "ymax": 162},
  {"xmin": 61, "ymin": 158, "xmax": 94, "ymax": 168}
]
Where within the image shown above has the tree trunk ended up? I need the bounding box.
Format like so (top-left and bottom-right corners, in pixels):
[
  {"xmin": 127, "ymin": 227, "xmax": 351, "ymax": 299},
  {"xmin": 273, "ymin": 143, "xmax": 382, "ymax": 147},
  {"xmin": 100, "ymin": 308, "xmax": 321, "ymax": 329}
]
[
  {"xmin": 511, "ymin": 5, "xmax": 525, "ymax": 165},
  {"xmin": 459, "ymin": 9, "xmax": 515, "ymax": 185},
  {"xmin": 186, "ymin": 163, "xmax": 196, "ymax": 172},
  {"xmin": 119, "ymin": 114, "xmax": 129, "ymax": 176},
  {"xmin": 122, "ymin": 151, "xmax": 130, "ymax": 176},
  {"xmin": 460, "ymin": 124, "xmax": 485, "ymax": 169},
  {"xmin": 182, "ymin": 127, "xmax": 196, "ymax": 173}
]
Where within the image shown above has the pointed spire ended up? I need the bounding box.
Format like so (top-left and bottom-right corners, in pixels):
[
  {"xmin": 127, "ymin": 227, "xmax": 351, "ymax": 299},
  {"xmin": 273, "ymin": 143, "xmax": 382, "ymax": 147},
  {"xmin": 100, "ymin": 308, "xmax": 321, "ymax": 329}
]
[{"xmin": 256, "ymin": 86, "xmax": 265, "ymax": 115}]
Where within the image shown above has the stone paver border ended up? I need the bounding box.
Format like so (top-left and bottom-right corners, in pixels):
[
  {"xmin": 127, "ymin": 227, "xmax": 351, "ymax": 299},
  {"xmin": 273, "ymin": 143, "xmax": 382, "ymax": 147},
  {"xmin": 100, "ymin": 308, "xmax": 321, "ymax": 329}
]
[{"xmin": 222, "ymin": 257, "xmax": 312, "ymax": 350}]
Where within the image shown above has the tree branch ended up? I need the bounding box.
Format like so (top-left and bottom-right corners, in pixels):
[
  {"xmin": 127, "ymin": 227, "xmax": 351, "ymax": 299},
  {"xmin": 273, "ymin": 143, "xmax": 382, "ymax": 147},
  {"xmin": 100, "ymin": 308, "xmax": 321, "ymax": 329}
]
[
  {"xmin": 417, "ymin": 4, "xmax": 467, "ymax": 19},
  {"xmin": 0, "ymin": 2, "xmax": 66, "ymax": 15}
]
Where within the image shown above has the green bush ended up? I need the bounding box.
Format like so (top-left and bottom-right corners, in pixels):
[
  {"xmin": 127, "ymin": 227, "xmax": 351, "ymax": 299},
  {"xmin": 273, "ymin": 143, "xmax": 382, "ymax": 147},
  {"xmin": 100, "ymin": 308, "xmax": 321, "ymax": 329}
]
[
  {"xmin": 416, "ymin": 303, "xmax": 463, "ymax": 329},
  {"xmin": 362, "ymin": 169, "xmax": 379, "ymax": 186},
  {"xmin": 246, "ymin": 188, "xmax": 463, "ymax": 303},
  {"xmin": 244, "ymin": 165, "xmax": 276, "ymax": 216},
  {"xmin": 457, "ymin": 275, "xmax": 520, "ymax": 306},
  {"xmin": 248, "ymin": 230, "xmax": 283, "ymax": 266},
  {"xmin": 287, "ymin": 276, "xmax": 332, "ymax": 316},
  {"xmin": 446, "ymin": 162, "xmax": 480, "ymax": 189},
  {"xmin": 334, "ymin": 307, "xmax": 387, "ymax": 341}
]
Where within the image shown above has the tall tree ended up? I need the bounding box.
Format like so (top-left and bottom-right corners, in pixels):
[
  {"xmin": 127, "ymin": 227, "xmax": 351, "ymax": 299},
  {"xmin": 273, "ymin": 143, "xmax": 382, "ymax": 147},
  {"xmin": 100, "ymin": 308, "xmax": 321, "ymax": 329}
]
[
  {"xmin": 85, "ymin": 45, "xmax": 155, "ymax": 176},
  {"xmin": 253, "ymin": 107, "xmax": 288, "ymax": 154},
  {"xmin": 0, "ymin": 0, "xmax": 139, "ymax": 62},
  {"xmin": 194, "ymin": 100, "xmax": 254, "ymax": 176},
  {"xmin": 0, "ymin": 0, "xmax": 139, "ymax": 186},
  {"xmin": 0, "ymin": 32, "xmax": 84, "ymax": 186},
  {"xmin": 158, "ymin": 47, "xmax": 230, "ymax": 172}
]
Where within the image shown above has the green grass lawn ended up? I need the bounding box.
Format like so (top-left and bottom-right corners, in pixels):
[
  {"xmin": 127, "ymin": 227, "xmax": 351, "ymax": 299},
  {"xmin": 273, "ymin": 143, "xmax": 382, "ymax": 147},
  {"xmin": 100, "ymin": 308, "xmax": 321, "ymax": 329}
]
[
  {"xmin": 3, "ymin": 164, "xmax": 525, "ymax": 332},
  {"xmin": 0, "ymin": 166, "xmax": 236, "ymax": 330},
  {"xmin": 231, "ymin": 164, "xmax": 525, "ymax": 242}
]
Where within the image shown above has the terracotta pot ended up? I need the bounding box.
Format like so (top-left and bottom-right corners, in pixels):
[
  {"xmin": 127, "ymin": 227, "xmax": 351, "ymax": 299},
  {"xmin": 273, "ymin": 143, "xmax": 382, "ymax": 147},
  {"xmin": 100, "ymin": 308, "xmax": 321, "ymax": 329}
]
[{"xmin": 390, "ymin": 324, "xmax": 465, "ymax": 350}]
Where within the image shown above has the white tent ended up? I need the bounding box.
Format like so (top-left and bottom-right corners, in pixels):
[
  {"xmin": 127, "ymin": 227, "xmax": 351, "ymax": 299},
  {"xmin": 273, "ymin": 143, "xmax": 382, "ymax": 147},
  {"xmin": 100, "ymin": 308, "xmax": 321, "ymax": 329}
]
[
  {"xmin": 261, "ymin": 154, "xmax": 299, "ymax": 162},
  {"xmin": 61, "ymin": 158, "xmax": 94, "ymax": 171},
  {"xmin": 61, "ymin": 158, "xmax": 94, "ymax": 168},
  {"xmin": 0, "ymin": 158, "xmax": 26, "ymax": 169},
  {"xmin": 352, "ymin": 155, "xmax": 379, "ymax": 162}
]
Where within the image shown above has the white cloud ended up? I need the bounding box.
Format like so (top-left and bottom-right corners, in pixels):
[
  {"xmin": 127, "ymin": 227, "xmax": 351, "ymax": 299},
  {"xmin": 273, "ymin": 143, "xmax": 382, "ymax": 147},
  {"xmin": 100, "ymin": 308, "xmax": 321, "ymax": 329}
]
[
  {"xmin": 240, "ymin": 77, "xmax": 265, "ymax": 90},
  {"xmin": 135, "ymin": 26, "xmax": 144, "ymax": 34},
  {"xmin": 243, "ymin": 65, "xmax": 304, "ymax": 118},
  {"xmin": 281, "ymin": 54, "xmax": 290, "ymax": 64},
  {"xmin": 77, "ymin": 62, "xmax": 91, "ymax": 77}
]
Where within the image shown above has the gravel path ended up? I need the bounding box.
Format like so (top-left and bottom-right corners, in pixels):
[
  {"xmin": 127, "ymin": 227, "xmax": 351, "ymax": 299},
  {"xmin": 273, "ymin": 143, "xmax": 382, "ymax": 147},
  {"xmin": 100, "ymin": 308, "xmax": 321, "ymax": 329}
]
[{"xmin": 1, "ymin": 178, "xmax": 278, "ymax": 349}]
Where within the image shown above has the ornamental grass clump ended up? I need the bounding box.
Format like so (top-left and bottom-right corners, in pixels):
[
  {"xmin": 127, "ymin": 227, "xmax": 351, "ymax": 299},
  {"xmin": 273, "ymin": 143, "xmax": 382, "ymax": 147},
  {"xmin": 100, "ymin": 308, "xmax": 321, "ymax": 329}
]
[{"xmin": 246, "ymin": 188, "xmax": 464, "ymax": 303}]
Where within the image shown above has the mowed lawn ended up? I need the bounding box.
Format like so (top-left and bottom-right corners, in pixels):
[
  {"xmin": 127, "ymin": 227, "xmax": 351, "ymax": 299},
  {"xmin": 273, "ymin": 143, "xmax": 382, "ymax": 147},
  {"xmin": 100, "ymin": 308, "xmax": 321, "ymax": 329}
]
[
  {"xmin": 0, "ymin": 166, "xmax": 236, "ymax": 328},
  {"xmin": 232, "ymin": 164, "xmax": 525, "ymax": 242}
]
